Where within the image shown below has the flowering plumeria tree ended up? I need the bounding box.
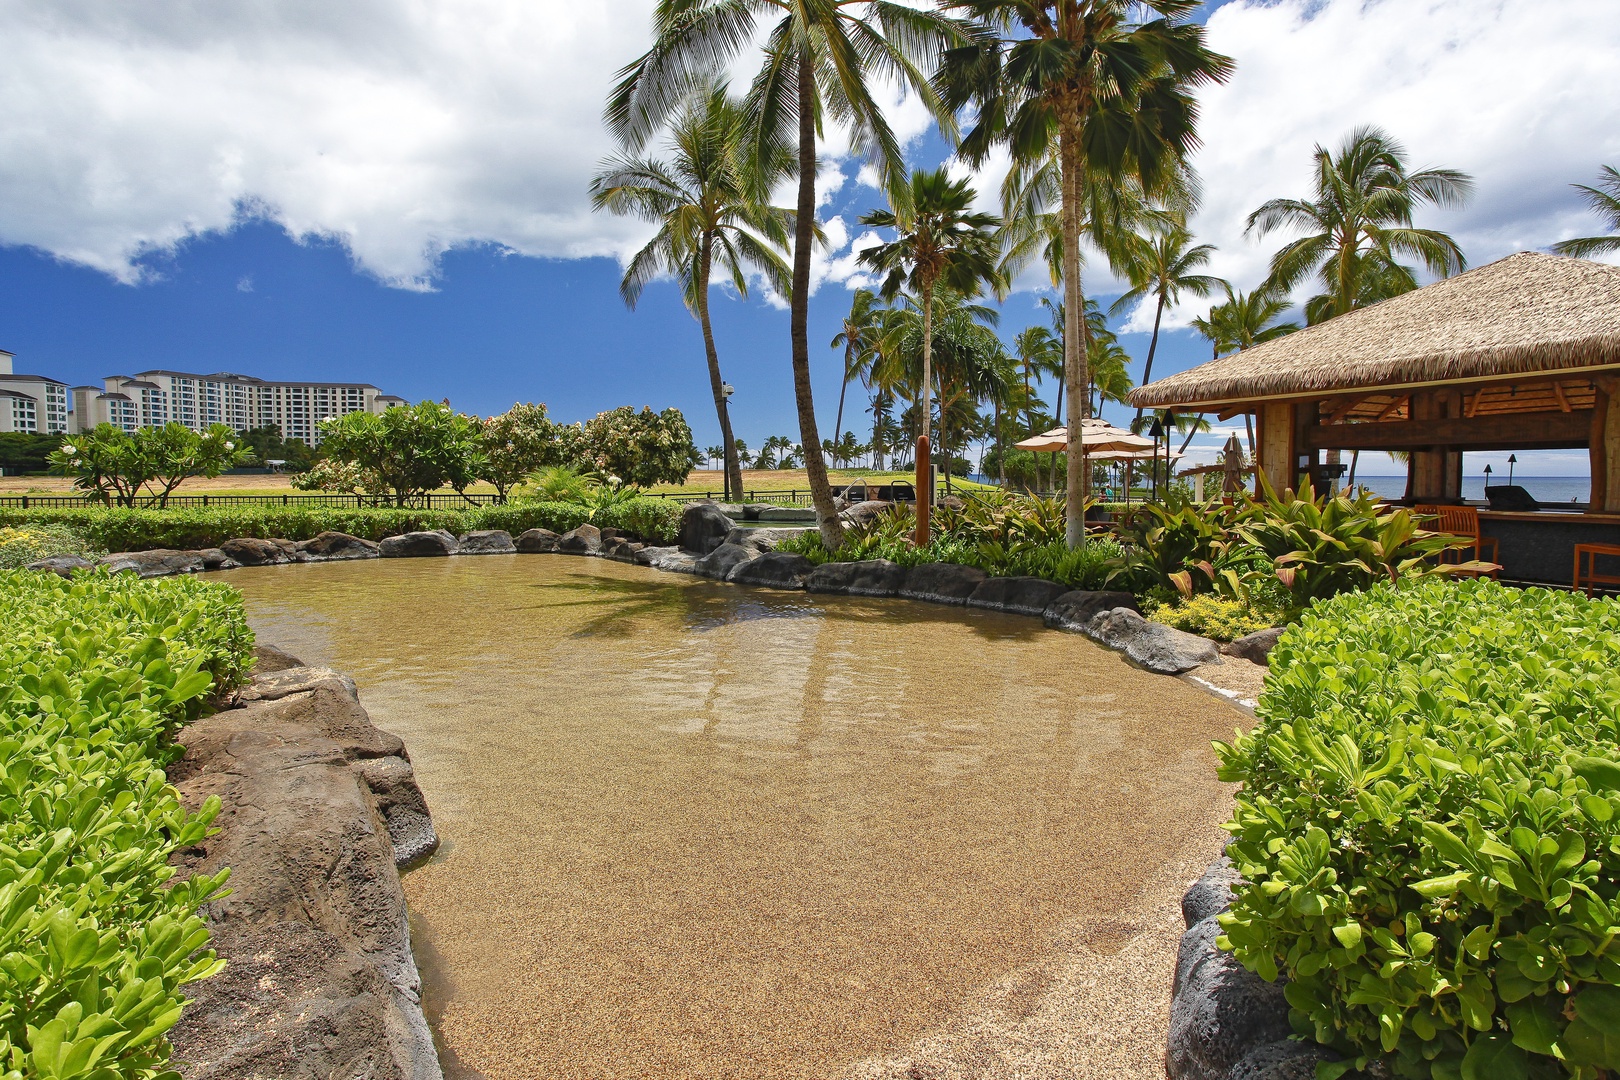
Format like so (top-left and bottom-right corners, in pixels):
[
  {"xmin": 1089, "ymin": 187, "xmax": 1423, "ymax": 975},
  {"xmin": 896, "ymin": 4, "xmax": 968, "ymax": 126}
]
[
  {"xmin": 50, "ymin": 422, "xmax": 243, "ymax": 506},
  {"xmin": 573, "ymin": 406, "xmax": 699, "ymax": 488}
]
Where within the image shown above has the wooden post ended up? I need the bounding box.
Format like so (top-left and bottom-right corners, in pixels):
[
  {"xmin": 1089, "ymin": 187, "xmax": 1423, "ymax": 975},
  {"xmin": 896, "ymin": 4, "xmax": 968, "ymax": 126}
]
[
  {"xmin": 1294, "ymin": 401, "xmax": 1319, "ymax": 493},
  {"xmin": 914, "ymin": 435, "xmax": 931, "ymax": 545},
  {"xmin": 1256, "ymin": 401, "xmax": 1295, "ymax": 496},
  {"xmin": 1592, "ymin": 379, "xmax": 1620, "ymax": 512},
  {"xmin": 1410, "ymin": 392, "xmax": 1446, "ymax": 502}
]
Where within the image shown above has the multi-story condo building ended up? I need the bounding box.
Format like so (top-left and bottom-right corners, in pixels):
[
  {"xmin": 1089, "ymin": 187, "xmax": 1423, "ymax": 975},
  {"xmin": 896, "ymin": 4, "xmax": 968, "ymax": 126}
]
[
  {"xmin": 73, "ymin": 369, "xmax": 398, "ymax": 446},
  {"xmin": 0, "ymin": 350, "xmax": 71, "ymax": 434}
]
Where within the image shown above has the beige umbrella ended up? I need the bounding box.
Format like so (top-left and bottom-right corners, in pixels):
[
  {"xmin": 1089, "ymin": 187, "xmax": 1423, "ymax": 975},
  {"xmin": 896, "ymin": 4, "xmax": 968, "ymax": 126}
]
[{"xmin": 1013, "ymin": 419, "xmax": 1156, "ymax": 454}]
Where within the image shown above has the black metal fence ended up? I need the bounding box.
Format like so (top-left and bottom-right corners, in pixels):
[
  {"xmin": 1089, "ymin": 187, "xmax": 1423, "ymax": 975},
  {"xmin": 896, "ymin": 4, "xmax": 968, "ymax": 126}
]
[
  {"xmin": 0, "ymin": 492, "xmax": 506, "ymax": 510},
  {"xmin": 643, "ymin": 488, "xmax": 816, "ymax": 506}
]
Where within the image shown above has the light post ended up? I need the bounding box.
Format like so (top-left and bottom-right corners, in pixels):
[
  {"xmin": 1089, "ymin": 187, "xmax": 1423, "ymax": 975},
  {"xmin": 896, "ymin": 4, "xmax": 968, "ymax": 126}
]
[
  {"xmin": 1483, "ymin": 463, "xmax": 1493, "ymax": 498},
  {"xmin": 1507, "ymin": 454, "xmax": 1517, "ymax": 487},
  {"xmin": 1147, "ymin": 417, "xmax": 1165, "ymax": 502},
  {"xmin": 721, "ymin": 383, "xmax": 735, "ymax": 502}
]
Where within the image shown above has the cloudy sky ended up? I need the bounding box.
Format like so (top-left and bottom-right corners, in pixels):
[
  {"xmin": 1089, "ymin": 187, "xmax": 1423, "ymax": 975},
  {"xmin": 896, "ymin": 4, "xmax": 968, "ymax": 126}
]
[{"xmin": 1, "ymin": 0, "xmax": 1616, "ymax": 477}]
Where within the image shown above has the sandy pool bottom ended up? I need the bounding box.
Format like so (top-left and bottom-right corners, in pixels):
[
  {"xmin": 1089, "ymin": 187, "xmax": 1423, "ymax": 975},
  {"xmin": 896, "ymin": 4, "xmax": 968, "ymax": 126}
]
[{"xmin": 230, "ymin": 556, "xmax": 1244, "ymax": 1079}]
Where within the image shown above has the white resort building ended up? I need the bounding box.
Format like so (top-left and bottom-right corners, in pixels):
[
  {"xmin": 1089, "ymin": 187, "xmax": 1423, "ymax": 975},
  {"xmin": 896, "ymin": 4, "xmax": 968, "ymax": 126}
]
[{"xmin": 0, "ymin": 350, "xmax": 71, "ymax": 434}]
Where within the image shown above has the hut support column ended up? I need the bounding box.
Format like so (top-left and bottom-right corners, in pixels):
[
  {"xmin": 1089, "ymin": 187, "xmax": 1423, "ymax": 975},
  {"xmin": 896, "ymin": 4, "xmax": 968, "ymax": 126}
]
[
  {"xmin": 1591, "ymin": 379, "xmax": 1620, "ymax": 512},
  {"xmin": 1410, "ymin": 391, "xmax": 1446, "ymax": 502},
  {"xmin": 1256, "ymin": 402, "xmax": 1295, "ymax": 496}
]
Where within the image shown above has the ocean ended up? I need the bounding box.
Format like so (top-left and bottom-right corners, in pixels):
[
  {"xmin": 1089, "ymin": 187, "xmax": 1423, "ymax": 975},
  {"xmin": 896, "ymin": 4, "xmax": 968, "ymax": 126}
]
[{"xmin": 1354, "ymin": 476, "xmax": 1592, "ymax": 506}]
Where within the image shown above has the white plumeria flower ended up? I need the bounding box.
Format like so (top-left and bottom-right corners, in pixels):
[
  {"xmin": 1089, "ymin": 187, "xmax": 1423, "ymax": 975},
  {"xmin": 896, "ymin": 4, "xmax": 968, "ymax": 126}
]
[{"xmin": 62, "ymin": 444, "xmax": 77, "ymax": 454}]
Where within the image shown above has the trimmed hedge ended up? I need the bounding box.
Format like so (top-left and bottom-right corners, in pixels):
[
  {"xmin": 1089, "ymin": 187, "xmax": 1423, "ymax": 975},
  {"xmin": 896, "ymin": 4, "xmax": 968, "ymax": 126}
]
[
  {"xmin": 1217, "ymin": 579, "xmax": 1620, "ymax": 1078},
  {"xmin": 0, "ymin": 497, "xmax": 684, "ymax": 552},
  {"xmin": 1, "ymin": 569, "xmax": 254, "ymax": 1079}
]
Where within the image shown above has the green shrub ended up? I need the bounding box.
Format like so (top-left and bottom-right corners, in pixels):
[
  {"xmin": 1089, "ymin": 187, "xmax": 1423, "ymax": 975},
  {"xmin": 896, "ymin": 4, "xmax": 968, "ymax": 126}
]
[
  {"xmin": 0, "ymin": 497, "xmax": 684, "ymax": 551},
  {"xmin": 1146, "ymin": 593, "xmax": 1278, "ymax": 641},
  {"xmin": 0, "ymin": 522, "xmax": 104, "ymax": 568},
  {"xmin": 1, "ymin": 569, "xmax": 254, "ymax": 1079},
  {"xmin": 1216, "ymin": 579, "xmax": 1620, "ymax": 1078}
]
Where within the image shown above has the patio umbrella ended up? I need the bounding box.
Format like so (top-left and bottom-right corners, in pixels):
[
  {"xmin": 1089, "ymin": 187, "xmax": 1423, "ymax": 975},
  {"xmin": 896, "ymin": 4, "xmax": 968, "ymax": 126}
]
[{"xmin": 1222, "ymin": 434, "xmax": 1244, "ymax": 495}]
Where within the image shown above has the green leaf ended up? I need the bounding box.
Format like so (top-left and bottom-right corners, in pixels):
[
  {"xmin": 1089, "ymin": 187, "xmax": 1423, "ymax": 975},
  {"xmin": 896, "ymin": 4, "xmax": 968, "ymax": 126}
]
[
  {"xmin": 1460, "ymin": 1033, "xmax": 1527, "ymax": 1080},
  {"xmin": 1572, "ymin": 755, "xmax": 1620, "ymax": 793},
  {"xmin": 1504, "ymin": 998, "xmax": 1562, "ymax": 1056}
]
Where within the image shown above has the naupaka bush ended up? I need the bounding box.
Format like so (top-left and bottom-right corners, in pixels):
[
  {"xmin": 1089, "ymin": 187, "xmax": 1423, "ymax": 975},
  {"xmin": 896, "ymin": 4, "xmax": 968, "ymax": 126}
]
[
  {"xmin": 0, "ymin": 569, "xmax": 253, "ymax": 1079},
  {"xmin": 1217, "ymin": 578, "xmax": 1620, "ymax": 1079}
]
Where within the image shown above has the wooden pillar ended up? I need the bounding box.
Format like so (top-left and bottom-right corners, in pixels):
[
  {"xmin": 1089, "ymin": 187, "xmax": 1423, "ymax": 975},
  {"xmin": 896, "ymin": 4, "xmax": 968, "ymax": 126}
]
[
  {"xmin": 1410, "ymin": 391, "xmax": 1446, "ymax": 502},
  {"xmin": 1256, "ymin": 401, "xmax": 1296, "ymax": 496},
  {"xmin": 1295, "ymin": 402, "xmax": 1319, "ymax": 493},
  {"xmin": 1442, "ymin": 390, "xmax": 1464, "ymax": 503},
  {"xmin": 1592, "ymin": 379, "xmax": 1620, "ymax": 512}
]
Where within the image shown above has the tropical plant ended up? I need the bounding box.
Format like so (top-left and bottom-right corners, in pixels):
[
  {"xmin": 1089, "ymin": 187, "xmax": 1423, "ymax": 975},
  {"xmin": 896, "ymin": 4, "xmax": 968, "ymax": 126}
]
[
  {"xmin": 941, "ymin": 0, "xmax": 1233, "ymax": 546},
  {"xmin": 1552, "ymin": 165, "xmax": 1620, "ymax": 258},
  {"xmin": 528, "ymin": 464, "xmax": 598, "ymax": 503},
  {"xmin": 302, "ymin": 400, "xmax": 482, "ymax": 506},
  {"xmin": 1246, "ymin": 125, "xmax": 1474, "ymax": 325},
  {"xmin": 1217, "ymin": 578, "xmax": 1620, "ymax": 1078},
  {"xmin": 1147, "ymin": 592, "xmax": 1277, "ymax": 642},
  {"xmin": 592, "ymin": 82, "xmax": 794, "ymax": 502},
  {"xmin": 0, "ymin": 522, "xmax": 103, "ymax": 568},
  {"xmin": 51, "ymin": 423, "xmax": 244, "ymax": 508},
  {"xmin": 478, "ymin": 402, "xmax": 565, "ymax": 501},
  {"xmin": 1111, "ymin": 215, "xmax": 1219, "ymax": 422},
  {"xmin": 830, "ymin": 288, "xmax": 885, "ymax": 452},
  {"xmin": 610, "ymin": 0, "xmax": 970, "ymax": 550},
  {"xmin": 704, "ymin": 444, "xmax": 724, "ymax": 469},
  {"xmin": 575, "ymin": 405, "xmax": 701, "ymax": 487}
]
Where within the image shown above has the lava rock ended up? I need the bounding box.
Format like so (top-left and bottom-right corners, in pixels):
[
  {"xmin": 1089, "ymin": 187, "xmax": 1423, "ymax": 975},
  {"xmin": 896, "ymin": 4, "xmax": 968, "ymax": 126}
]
[
  {"xmin": 457, "ymin": 530, "xmax": 517, "ymax": 555},
  {"xmin": 1222, "ymin": 627, "xmax": 1285, "ymax": 666},
  {"xmin": 196, "ymin": 547, "xmax": 238, "ymax": 570},
  {"xmin": 899, "ymin": 562, "xmax": 988, "ymax": 605},
  {"xmin": 1227, "ymin": 1040, "xmax": 1339, "ymax": 1080},
  {"xmin": 555, "ymin": 524, "xmax": 603, "ymax": 555},
  {"xmin": 26, "ymin": 554, "xmax": 96, "ymax": 577},
  {"xmin": 678, "ymin": 501, "xmax": 735, "ymax": 554},
  {"xmin": 966, "ymin": 576, "xmax": 1069, "ymax": 617},
  {"xmin": 1043, "ymin": 589, "xmax": 1141, "ymax": 631},
  {"xmin": 101, "ymin": 548, "xmax": 207, "ymax": 578},
  {"xmin": 635, "ymin": 545, "xmax": 698, "ymax": 574},
  {"xmin": 220, "ymin": 537, "xmax": 293, "ymax": 567},
  {"xmin": 516, "ymin": 528, "xmax": 560, "ymax": 553},
  {"xmin": 379, "ymin": 530, "xmax": 459, "ymax": 558},
  {"xmin": 1182, "ymin": 857, "xmax": 1244, "ymax": 930},
  {"xmin": 805, "ymin": 559, "xmax": 907, "ymax": 598},
  {"xmin": 838, "ymin": 500, "xmax": 894, "ymax": 529},
  {"xmin": 727, "ymin": 551, "xmax": 814, "ymax": 589},
  {"xmin": 252, "ymin": 643, "xmax": 306, "ymax": 674},
  {"xmin": 757, "ymin": 506, "xmax": 817, "ymax": 523},
  {"xmin": 1169, "ymin": 916, "xmax": 1295, "ymax": 1080},
  {"xmin": 297, "ymin": 531, "xmax": 380, "ymax": 561},
  {"xmin": 1086, "ymin": 608, "xmax": 1220, "ymax": 675},
  {"xmin": 694, "ymin": 541, "xmax": 757, "ymax": 580}
]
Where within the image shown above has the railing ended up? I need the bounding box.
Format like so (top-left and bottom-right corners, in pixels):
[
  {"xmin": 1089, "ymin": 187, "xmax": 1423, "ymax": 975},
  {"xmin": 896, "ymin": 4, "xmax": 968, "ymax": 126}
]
[
  {"xmin": 0, "ymin": 492, "xmax": 506, "ymax": 510},
  {"xmin": 644, "ymin": 488, "xmax": 818, "ymax": 506}
]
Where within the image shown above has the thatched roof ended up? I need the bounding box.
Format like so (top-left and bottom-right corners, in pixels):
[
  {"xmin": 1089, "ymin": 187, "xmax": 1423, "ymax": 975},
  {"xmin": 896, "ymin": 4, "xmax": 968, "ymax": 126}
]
[{"xmin": 1130, "ymin": 252, "xmax": 1620, "ymax": 409}]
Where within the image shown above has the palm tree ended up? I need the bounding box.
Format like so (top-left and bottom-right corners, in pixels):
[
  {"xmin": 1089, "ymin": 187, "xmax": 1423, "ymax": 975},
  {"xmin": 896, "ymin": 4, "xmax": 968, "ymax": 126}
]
[
  {"xmin": 830, "ymin": 289, "xmax": 883, "ymax": 449},
  {"xmin": 1110, "ymin": 216, "xmax": 1219, "ymax": 422},
  {"xmin": 610, "ymin": 1, "xmax": 969, "ymax": 551},
  {"xmin": 704, "ymin": 444, "xmax": 724, "ymax": 470},
  {"xmin": 591, "ymin": 83, "xmax": 792, "ymax": 505},
  {"xmin": 1552, "ymin": 165, "xmax": 1620, "ymax": 258},
  {"xmin": 1190, "ymin": 283, "xmax": 1299, "ymax": 454},
  {"xmin": 941, "ymin": 0, "xmax": 1233, "ymax": 545},
  {"xmin": 1246, "ymin": 125, "xmax": 1474, "ymax": 324},
  {"xmin": 858, "ymin": 167, "xmax": 1003, "ymax": 535}
]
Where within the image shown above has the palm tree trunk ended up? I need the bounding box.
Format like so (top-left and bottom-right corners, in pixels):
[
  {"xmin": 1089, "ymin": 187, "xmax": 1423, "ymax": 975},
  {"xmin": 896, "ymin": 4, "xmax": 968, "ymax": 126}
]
[
  {"xmin": 1060, "ymin": 117, "xmax": 1089, "ymax": 547},
  {"xmin": 696, "ymin": 238, "xmax": 743, "ymax": 503},
  {"xmin": 1244, "ymin": 412, "xmax": 1255, "ymax": 457},
  {"xmin": 1133, "ymin": 292, "xmax": 1166, "ymax": 425},
  {"xmin": 871, "ymin": 391, "xmax": 885, "ymax": 471},
  {"xmin": 994, "ymin": 398, "xmax": 1004, "ymax": 487},
  {"xmin": 833, "ymin": 347, "xmax": 851, "ymax": 447},
  {"xmin": 790, "ymin": 50, "xmax": 842, "ymax": 549},
  {"xmin": 917, "ymin": 285, "xmax": 934, "ymax": 541}
]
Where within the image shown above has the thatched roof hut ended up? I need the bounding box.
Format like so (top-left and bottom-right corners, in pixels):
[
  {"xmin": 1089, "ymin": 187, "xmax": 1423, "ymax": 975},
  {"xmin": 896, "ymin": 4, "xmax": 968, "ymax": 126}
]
[
  {"xmin": 1127, "ymin": 252, "xmax": 1620, "ymax": 515},
  {"xmin": 1132, "ymin": 252, "xmax": 1620, "ymax": 410}
]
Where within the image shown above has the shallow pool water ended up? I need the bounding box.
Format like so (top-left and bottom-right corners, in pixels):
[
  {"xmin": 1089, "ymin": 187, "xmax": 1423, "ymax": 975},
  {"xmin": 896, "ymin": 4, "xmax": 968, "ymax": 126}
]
[{"xmin": 228, "ymin": 556, "xmax": 1239, "ymax": 1079}]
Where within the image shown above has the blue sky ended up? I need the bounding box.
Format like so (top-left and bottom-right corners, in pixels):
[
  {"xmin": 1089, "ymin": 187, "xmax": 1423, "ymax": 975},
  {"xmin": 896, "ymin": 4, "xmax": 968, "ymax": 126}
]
[{"xmin": 1, "ymin": 0, "xmax": 1616, "ymax": 474}]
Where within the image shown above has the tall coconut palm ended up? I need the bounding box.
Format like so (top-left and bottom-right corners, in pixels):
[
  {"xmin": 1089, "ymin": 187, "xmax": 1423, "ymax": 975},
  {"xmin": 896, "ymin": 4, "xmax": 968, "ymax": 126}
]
[
  {"xmin": 830, "ymin": 288, "xmax": 883, "ymax": 449},
  {"xmin": 941, "ymin": 0, "xmax": 1233, "ymax": 545},
  {"xmin": 609, "ymin": 1, "xmax": 969, "ymax": 551},
  {"xmin": 1189, "ymin": 283, "xmax": 1299, "ymax": 454},
  {"xmin": 591, "ymin": 83, "xmax": 792, "ymax": 504},
  {"xmin": 858, "ymin": 167, "xmax": 1003, "ymax": 536},
  {"xmin": 1552, "ymin": 165, "xmax": 1620, "ymax": 258},
  {"xmin": 1246, "ymin": 125, "xmax": 1474, "ymax": 324},
  {"xmin": 1110, "ymin": 216, "xmax": 1219, "ymax": 423}
]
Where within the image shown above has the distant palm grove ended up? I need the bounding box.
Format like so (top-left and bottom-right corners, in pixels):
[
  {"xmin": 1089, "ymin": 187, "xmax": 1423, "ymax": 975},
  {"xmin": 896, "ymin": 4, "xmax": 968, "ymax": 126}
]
[{"xmin": 592, "ymin": 1, "xmax": 1615, "ymax": 551}]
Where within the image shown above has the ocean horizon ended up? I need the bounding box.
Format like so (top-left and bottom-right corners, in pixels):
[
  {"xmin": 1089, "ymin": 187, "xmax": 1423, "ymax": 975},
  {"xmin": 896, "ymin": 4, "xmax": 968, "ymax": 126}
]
[{"xmin": 1353, "ymin": 475, "xmax": 1592, "ymax": 505}]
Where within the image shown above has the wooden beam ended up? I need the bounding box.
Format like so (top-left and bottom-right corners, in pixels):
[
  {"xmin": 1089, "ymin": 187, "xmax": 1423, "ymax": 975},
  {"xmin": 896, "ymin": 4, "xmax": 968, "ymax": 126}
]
[
  {"xmin": 1307, "ymin": 409, "xmax": 1591, "ymax": 450},
  {"xmin": 1464, "ymin": 388, "xmax": 1485, "ymax": 418},
  {"xmin": 1322, "ymin": 394, "xmax": 1371, "ymax": 423},
  {"xmin": 1375, "ymin": 395, "xmax": 1408, "ymax": 421},
  {"xmin": 1257, "ymin": 401, "xmax": 1295, "ymax": 495},
  {"xmin": 1410, "ymin": 392, "xmax": 1446, "ymax": 501},
  {"xmin": 1553, "ymin": 381, "xmax": 1572, "ymax": 412},
  {"xmin": 1591, "ymin": 385, "xmax": 1608, "ymax": 511}
]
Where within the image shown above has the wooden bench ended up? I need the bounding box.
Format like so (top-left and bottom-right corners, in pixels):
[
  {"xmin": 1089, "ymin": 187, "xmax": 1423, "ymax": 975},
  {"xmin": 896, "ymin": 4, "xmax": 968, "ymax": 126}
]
[{"xmin": 1574, "ymin": 542, "xmax": 1620, "ymax": 596}]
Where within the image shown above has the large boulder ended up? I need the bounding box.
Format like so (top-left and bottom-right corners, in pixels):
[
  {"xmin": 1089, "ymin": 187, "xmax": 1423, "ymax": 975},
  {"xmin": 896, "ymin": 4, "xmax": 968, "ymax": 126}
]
[
  {"xmin": 555, "ymin": 524, "xmax": 602, "ymax": 555},
  {"xmin": 899, "ymin": 562, "xmax": 987, "ymax": 605},
  {"xmin": 723, "ymin": 526, "xmax": 812, "ymax": 553},
  {"xmin": 805, "ymin": 559, "xmax": 907, "ymax": 598},
  {"xmin": 101, "ymin": 548, "xmax": 207, "ymax": 578},
  {"xmin": 456, "ymin": 529, "xmax": 517, "ymax": 555},
  {"xmin": 1043, "ymin": 589, "xmax": 1141, "ymax": 631},
  {"xmin": 516, "ymin": 528, "xmax": 560, "ymax": 553},
  {"xmin": 297, "ymin": 531, "xmax": 380, "ymax": 561},
  {"xmin": 838, "ymin": 500, "xmax": 893, "ymax": 529},
  {"xmin": 220, "ymin": 537, "xmax": 293, "ymax": 567},
  {"xmin": 379, "ymin": 530, "xmax": 459, "ymax": 558},
  {"xmin": 1086, "ymin": 608, "xmax": 1220, "ymax": 674},
  {"xmin": 197, "ymin": 548, "xmax": 238, "ymax": 571},
  {"xmin": 27, "ymin": 554, "xmax": 96, "ymax": 577},
  {"xmin": 635, "ymin": 545, "xmax": 699, "ymax": 574},
  {"xmin": 966, "ymin": 576, "xmax": 1069, "ymax": 617},
  {"xmin": 1181, "ymin": 857, "xmax": 1244, "ymax": 932},
  {"xmin": 1222, "ymin": 627, "xmax": 1285, "ymax": 666},
  {"xmin": 694, "ymin": 542, "xmax": 757, "ymax": 580},
  {"xmin": 678, "ymin": 501, "xmax": 735, "ymax": 554},
  {"xmin": 727, "ymin": 551, "xmax": 814, "ymax": 589},
  {"xmin": 757, "ymin": 506, "xmax": 816, "ymax": 523},
  {"xmin": 602, "ymin": 537, "xmax": 643, "ymax": 561}
]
